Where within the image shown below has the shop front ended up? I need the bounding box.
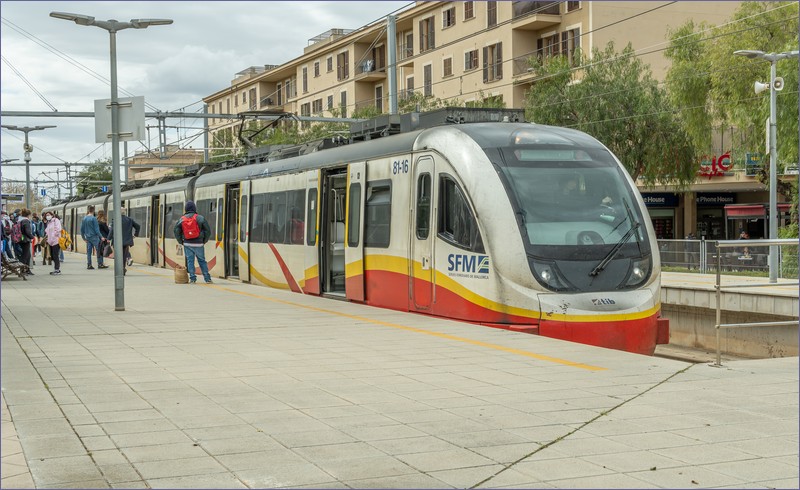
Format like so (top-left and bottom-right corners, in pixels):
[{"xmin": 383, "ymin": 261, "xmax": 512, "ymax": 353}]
[
  {"xmin": 696, "ymin": 192, "xmax": 735, "ymax": 240},
  {"xmin": 724, "ymin": 202, "xmax": 794, "ymax": 240},
  {"xmin": 641, "ymin": 193, "xmax": 678, "ymax": 239}
]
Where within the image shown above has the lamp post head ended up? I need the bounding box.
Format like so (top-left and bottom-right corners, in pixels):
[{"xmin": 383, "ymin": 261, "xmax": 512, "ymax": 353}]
[
  {"xmin": 50, "ymin": 11, "xmax": 95, "ymax": 26},
  {"xmin": 34, "ymin": 125, "xmax": 57, "ymax": 131},
  {"xmin": 734, "ymin": 50, "xmax": 765, "ymax": 59},
  {"xmin": 130, "ymin": 18, "xmax": 173, "ymax": 29},
  {"xmin": 1, "ymin": 124, "xmax": 20, "ymax": 131}
]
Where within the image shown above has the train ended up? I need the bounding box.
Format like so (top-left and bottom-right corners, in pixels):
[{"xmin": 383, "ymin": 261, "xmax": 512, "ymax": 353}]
[{"xmin": 45, "ymin": 109, "xmax": 669, "ymax": 355}]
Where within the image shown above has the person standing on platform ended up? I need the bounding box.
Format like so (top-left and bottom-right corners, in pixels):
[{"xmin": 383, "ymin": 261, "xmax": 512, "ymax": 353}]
[
  {"xmin": 17, "ymin": 209, "xmax": 35, "ymax": 274},
  {"xmin": 80, "ymin": 205, "xmax": 104, "ymax": 270},
  {"xmin": 109, "ymin": 207, "xmax": 140, "ymax": 275},
  {"xmin": 44, "ymin": 211, "xmax": 62, "ymax": 275},
  {"xmin": 173, "ymin": 201, "xmax": 212, "ymax": 284},
  {"xmin": 96, "ymin": 210, "xmax": 110, "ymax": 268}
]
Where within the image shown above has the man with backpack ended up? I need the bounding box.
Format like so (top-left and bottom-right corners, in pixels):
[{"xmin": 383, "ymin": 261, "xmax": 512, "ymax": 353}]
[{"xmin": 173, "ymin": 201, "xmax": 212, "ymax": 284}]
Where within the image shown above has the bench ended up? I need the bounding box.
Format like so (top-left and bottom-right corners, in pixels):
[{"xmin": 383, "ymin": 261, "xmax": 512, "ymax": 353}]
[{"xmin": 2, "ymin": 255, "xmax": 30, "ymax": 280}]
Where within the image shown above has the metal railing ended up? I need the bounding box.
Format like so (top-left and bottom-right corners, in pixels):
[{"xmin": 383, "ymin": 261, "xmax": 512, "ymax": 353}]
[
  {"xmin": 657, "ymin": 239, "xmax": 798, "ymax": 278},
  {"xmin": 712, "ymin": 239, "xmax": 799, "ymax": 366}
]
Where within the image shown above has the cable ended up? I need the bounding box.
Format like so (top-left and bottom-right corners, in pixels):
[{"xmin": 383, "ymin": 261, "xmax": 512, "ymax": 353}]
[{"xmin": 1, "ymin": 55, "xmax": 58, "ymax": 111}]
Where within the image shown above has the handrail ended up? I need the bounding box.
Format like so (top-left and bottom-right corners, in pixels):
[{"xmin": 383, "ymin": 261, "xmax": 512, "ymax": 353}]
[{"xmin": 713, "ymin": 238, "xmax": 799, "ymax": 366}]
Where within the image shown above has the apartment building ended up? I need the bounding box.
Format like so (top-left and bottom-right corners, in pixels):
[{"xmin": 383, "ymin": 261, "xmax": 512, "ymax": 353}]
[
  {"xmin": 206, "ymin": 1, "xmax": 796, "ymax": 242},
  {"xmin": 203, "ymin": 1, "xmax": 739, "ymax": 131}
]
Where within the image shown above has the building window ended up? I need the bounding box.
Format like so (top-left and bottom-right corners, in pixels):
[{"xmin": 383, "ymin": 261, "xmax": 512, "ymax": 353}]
[
  {"xmin": 300, "ymin": 102, "xmax": 311, "ymax": 117},
  {"xmin": 249, "ymin": 88, "xmax": 257, "ymax": 110},
  {"xmin": 327, "ymin": 56, "xmax": 333, "ymax": 72},
  {"xmin": 403, "ymin": 32, "xmax": 413, "ymax": 58},
  {"xmin": 314, "ymin": 61, "xmax": 320, "ymax": 77},
  {"xmin": 483, "ymin": 42, "xmax": 503, "ymax": 82},
  {"xmin": 327, "ymin": 95, "xmax": 334, "ymax": 110},
  {"xmin": 312, "ymin": 99, "xmax": 323, "ymax": 114},
  {"xmin": 375, "ymin": 86, "xmax": 383, "ymax": 111},
  {"xmin": 337, "ymin": 51, "xmax": 349, "ymax": 81},
  {"xmin": 562, "ymin": 28, "xmax": 581, "ymax": 66},
  {"xmin": 567, "ymin": 1, "xmax": 580, "ymax": 12},
  {"xmin": 226, "ymin": 98, "xmax": 230, "ymax": 113},
  {"xmin": 438, "ymin": 176, "xmax": 483, "ymax": 252},
  {"xmin": 443, "ymin": 6, "xmax": 456, "ymax": 28},
  {"xmin": 302, "ymin": 67, "xmax": 308, "ymax": 93},
  {"xmin": 464, "ymin": 1, "xmax": 474, "ymax": 20},
  {"xmin": 405, "ymin": 76, "xmax": 414, "ymax": 99},
  {"xmin": 443, "ymin": 57, "xmax": 453, "ymax": 77},
  {"xmin": 242, "ymin": 91, "xmax": 247, "ymax": 104},
  {"xmin": 340, "ymin": 91, "xmax": 347, "ymax": 118},
  {"xmin": 464, "ymin": 49, "xmax": 479, "ymax": 71},
  {"xmin": 285, "ymin": 80, "xmax": 291, "ymax": 100},
  {"xmin": 419, "ymin": 16, "xmax": 435, "ymax": 52},
  {"xmin": 423, "ymin": 64, "xmax": 432, "ymax": 97},
  {"xmin": 487, "ymin": 1, "xmax": 497, "ymax": 28},
  {"xmin": 277, "ymin": 83, "xmax": 282, "ymax": 106}
]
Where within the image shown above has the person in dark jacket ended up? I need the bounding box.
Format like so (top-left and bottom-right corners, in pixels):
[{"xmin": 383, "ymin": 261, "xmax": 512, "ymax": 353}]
[
  {"xmin": 17, "ymin": 208, "xmax": 36, "ymax": 273},
  {"xmin": 80, "ymin": 205, "xmax": 104, "ymax": 269},
  {"xmin": 96, "ymin": 210, "xmax": 110, "ymax": 269},
  {"xmin": 173, "ymin": 201, "xmax": 212, "ymax": 284},
  {"xmin": 109, "ymin": 208, "xmax": 141, "ymax": 275}
]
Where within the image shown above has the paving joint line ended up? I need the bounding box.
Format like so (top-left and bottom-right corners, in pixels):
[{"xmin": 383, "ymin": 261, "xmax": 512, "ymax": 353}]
[{"xmin": 468, "ymin": 363, "xmax": 695, "ymax": 488}]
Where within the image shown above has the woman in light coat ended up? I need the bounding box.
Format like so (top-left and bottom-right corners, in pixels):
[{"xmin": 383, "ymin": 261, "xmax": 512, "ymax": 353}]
[{"xmin": 44, "ymin": 211, "xmax": 62, "ymax": 275}]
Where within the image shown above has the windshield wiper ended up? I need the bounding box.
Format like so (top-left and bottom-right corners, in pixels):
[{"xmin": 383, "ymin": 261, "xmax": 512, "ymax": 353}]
[{"xmin": 589, "ymin": 199, "xmax": 641, "ymax": 277}]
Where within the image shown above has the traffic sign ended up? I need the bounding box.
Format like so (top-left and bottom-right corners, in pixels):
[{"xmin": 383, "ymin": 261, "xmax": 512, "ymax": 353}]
[
  {"xmin": 101, "ymin": 186, "xmax": 109, "ymax": 192},
  {"xmin": 41, "ymin": 188, "xmax": 46, "ymax": 197}
]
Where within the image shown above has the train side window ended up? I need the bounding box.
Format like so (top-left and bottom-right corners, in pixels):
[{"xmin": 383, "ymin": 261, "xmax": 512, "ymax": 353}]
[
  {"xmin": 266, "ymin": 192, "xmax": 287, "ymax": 244},
  {"xmin": 239, "ymin": 195, "xmax": 248, "ymax": 242},
  {"xmin": 288, "ymin": 190, "xmax": 305, "ymax": 245},
  {"xmin": 250, "ymin": 193, "xmax": 266, "ymax": 243},
  {"xmin": 306, "ymin": 188, "xmax": 317, "ymax": 246},
  {"xmin": 416, "ymin": 173, "xmax": 431, "ymax": 239},
  {"xmin": 347, "ymin": 183, "xmax": 361, "ymax": 248},
  {"xmin": 365, "ymin": 181, "xmax": 391, "ymax": 248},
  {"xmin": 438, "ymin": 176, "xmax": 484, "ymax": 253}
]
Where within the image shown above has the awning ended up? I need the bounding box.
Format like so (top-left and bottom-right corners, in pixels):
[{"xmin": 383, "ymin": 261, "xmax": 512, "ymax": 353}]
[{"xmin": 725, "ymin": 204, "xmax": 765, "ymax": 217}]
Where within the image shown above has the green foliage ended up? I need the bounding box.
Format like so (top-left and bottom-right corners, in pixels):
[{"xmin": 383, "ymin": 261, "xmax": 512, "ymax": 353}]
[
  {"xmin": 75, "ymin": 159, "xmax": 112, "ymax": 195},
  {"xmin": 525, "ymin": 42, "xmax": 697, "ymax": 187},
  {"xmin": 665, "ymin": 1, "xmax": 799, "ymax": 167}
]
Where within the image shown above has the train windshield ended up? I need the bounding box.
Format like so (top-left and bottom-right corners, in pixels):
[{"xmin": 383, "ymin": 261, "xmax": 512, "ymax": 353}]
[{"xmin": 495, "ymin": 141, "xmax": 653, "ymax": 292}]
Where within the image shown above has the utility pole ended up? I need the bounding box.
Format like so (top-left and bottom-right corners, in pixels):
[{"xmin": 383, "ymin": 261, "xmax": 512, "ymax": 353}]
[{"xmin": 1, "ymin": 125, "xmax": 56, "ymax": 208}]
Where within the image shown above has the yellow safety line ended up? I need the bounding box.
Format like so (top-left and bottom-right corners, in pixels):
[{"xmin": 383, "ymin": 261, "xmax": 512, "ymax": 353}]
[{"xmin": 138, "ymin": 269, "xmax": 607, "ymax": 371}]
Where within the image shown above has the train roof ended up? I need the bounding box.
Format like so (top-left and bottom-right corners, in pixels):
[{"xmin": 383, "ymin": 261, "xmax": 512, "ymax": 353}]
[{"xmin": 451, "ymin": 122, "xmax": 608, "ymax": 150}]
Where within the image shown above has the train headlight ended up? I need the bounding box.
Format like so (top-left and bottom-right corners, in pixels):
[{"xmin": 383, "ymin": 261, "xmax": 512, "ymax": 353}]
[
  {"xmin": 623, "ymin": 257, "xmax": 651, "ymax": 287},
  {"xmin": 532, "ymin": 260, "xmax": 573, "ymax": 291}
]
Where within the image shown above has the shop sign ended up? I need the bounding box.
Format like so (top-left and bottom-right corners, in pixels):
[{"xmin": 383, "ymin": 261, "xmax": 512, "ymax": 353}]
[
  {"xmin": 698, "ymin": 152, "xmax": 732, "ymax": 179},
  {"xmin": 641, "ymin": 193, "xmax": 678, "ymax": 207},
  {"xmin": 697, "ymin": 193, "xmax": 735, "ymax": 207},
  {"xmin": 746, "ymin": 153, "xmax": 764, "ymax": 176}
]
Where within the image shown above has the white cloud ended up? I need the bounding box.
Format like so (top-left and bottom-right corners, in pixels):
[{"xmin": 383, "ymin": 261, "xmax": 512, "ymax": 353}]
[{"xmin": 1, "ymin": 0, "xmax": 409, "ymax": 190}]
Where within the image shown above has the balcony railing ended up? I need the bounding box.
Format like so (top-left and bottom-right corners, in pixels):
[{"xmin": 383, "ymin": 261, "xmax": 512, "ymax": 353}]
[
  {"xmin": 513, "ymin": 1, "xmax": 561, "ymax": 18},
  {"xmin": 355, "ymin": 59, "xmax": 386, "ymax": 77}
]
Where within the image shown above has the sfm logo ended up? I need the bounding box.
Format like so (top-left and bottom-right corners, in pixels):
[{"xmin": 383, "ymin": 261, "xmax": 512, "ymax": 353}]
[
  {"xmin": 591, "ymin": 298, "xmax": 616, "ymax": 305},
  {"xmin": 447, "ymin": 254, "xmax": 490, "ymax": 274}
]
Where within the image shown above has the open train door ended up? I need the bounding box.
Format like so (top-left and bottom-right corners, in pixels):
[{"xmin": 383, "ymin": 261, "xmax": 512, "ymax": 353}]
[
  {"xmin": 303, "ymin": 170, "xmax": 321, "ymax": 294},
  {"xmin": 238, "ymin": 180, "xmax": 251, "ymax": 282},
  {"xmin": 411, "ymin": 156, "xmax": 434, "ymax": 310},
  {"xmin": 150, "ymin": 196, "xmax": 160, "ymax": 265},
  {"xmin": 345, "ymin": 162, "xmax": 366, "ymax": 301},
  {"xmin": 157, "ymin": 197, "xmax": 165, "ymax": 268},
  {"xmin": 224, "ymin": 184, "xmax": 240, "ymax": 278}
]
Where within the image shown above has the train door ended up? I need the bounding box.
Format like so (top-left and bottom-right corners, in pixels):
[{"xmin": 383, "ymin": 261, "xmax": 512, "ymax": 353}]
[
  {"xmin": 158, "ymin": 198, "xmax": 165, "ymax": 267},
  {"xmin": 150, "ymin": 196, "xmax": 159, "ymax": 265},
  {"xmin": 238, "ymin": 181, "xmax": 250, "ymax": 282},
  {"xmin": 345, "ymin": 162, "xmax": 366, "ymax": 301},
  {"xmin": 225, "ymin": 185, "xmax": 239, "ymax": 277},
  {"xmin": 411, "ymin": 156, "xmax": 434, "ymax": 310},
  {"xmin": 320, "ymin": 167, "xmax": 347, "ymax": 295},
  {"xmin": 304, "ymin": 170, "xmax": 320, "ymax": 294}
]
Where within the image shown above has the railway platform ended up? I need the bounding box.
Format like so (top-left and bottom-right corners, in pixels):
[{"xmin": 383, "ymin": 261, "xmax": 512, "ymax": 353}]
[{"xmin": 2, "ymin": 254, "xmax": 798, "ymax": 489}]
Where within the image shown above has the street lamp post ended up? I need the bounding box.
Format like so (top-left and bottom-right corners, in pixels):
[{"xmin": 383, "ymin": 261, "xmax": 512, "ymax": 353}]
[
  {"xmin": 1, "ymin": 125, "xmax": 56, "ymax": 209},
  {"xmin": 734, "ymin": 49, "xmax": 800, "ymax": 283},
  {"xmin": 50, "ymin": 11, "xmax": 172, "ymax": 311}
]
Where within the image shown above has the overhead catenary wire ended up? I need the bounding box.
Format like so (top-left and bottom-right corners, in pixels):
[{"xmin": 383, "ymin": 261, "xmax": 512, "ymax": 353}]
[{"xmin": 1, "ymin": 55, "xmax": 58, "ymax": 112}]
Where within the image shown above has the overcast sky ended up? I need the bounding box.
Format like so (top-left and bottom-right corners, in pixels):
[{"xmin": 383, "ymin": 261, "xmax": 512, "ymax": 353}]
[{"xmin": 0, "ymin": 0, "xmax": 410, "ymax": 194}]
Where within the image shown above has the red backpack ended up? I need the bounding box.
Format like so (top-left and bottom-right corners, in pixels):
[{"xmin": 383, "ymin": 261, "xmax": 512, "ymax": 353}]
[{"xmin": 181, "ymin": 214, "xmax": 201, "ymax": 240}]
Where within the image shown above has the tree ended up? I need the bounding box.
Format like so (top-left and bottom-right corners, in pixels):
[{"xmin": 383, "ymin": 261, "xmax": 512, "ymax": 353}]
[
  {"xmin": 664, "ymin": 1, "xmax": 798, "ymax": 209},
  {"xmin": 75, "ymin": 159, "xmax": 112, "ymax": 195},
  {"xmin": 525, "ymin": 42, "xmax": 697, "ymax": 187}
]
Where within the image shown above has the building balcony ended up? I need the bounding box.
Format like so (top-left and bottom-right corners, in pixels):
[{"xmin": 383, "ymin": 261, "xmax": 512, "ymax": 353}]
[
  {"xmin": 355, "ymin": 59, "xmax": 387, "ymax": 81},
  {"xmin": 512, "ymin": 1, "xmax": 561, "ymax": 31}
]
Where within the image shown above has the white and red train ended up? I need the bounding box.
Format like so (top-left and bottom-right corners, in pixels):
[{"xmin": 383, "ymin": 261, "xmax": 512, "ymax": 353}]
[{"xmin": 46, "ymin": 119, "xmax": 669, "ymax": 355}]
